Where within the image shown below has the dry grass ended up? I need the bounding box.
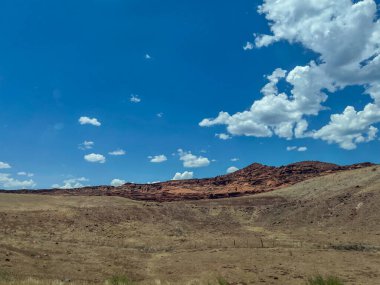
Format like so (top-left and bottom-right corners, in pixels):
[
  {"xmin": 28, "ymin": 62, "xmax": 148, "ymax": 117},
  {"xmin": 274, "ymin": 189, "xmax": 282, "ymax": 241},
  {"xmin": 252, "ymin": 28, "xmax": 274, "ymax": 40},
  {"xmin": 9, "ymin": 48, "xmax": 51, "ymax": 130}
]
[
  {"xmin": 307, "ymin": 275, "xmax": 344, "ymax": 285},
  {"xmin": 0, "ymin": 278, "xmax": 90, "ymax": 285},
  {"xmin": 0, "ymin": 276, "xmax": 235, "ymax": 285},
  {"xmin": 0, "ymin": 166, "xmax": 379, "ymax": 284}
]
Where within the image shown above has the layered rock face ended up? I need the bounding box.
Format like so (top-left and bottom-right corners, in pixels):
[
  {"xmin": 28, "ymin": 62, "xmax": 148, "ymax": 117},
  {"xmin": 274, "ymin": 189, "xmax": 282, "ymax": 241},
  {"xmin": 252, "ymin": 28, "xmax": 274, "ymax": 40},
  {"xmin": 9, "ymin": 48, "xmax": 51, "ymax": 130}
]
[{"xmin": 3, "ymin": 161, "xmax": 374, "ymax": 202}]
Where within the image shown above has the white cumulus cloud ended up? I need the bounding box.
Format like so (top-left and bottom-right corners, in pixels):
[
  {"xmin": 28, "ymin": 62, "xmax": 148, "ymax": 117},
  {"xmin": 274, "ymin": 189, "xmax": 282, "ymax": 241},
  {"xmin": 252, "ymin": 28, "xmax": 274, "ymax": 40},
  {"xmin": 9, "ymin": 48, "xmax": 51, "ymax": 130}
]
[
  {"xmin": 79, "ymin": 116, "xmax": 101, "ymax": 127},
  {"xmin": 177, "ymin": 149, "xmax": 210, "ymax": 168},
  {"xmin": 149, "ymin": 155, "xmax": 167, "ymax": 163},
  {"xmin": 172, "ymin": 171, "xmax": 194, "ymax": 180},
  {"xmin": 312, "ymin": 105, "xmax": 380, "ymax": 149},
  {"xmin": 111, "ymin": 179, "xmax": 126, "ymax": 186},
  {"xmin": 0, "ymin": 173, "xmax": 36, "ymax": 189},
  {"xmin": 84, "ymin": 153, "xmax": 106, "ymax": 163},
  {"xmin": 52, "ymin": 177, "xmax": 88, "ymax": 189},
  {"xmin": 226, "ymin": 166, "xmax": 239, "ymax": 174},
  {"xmin": 0, "ymin": 162, "xmax": 11, "ymax": 169},
  {"xmin": 200, "ymin": 0, "xmax": 380, "ymax": 150}
]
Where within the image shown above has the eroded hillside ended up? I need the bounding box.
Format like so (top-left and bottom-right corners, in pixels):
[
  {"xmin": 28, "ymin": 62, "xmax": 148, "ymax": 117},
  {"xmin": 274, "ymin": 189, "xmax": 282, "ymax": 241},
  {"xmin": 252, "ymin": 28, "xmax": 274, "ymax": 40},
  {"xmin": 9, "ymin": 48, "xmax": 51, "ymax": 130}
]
[{"xmin": 2, "ymin": 161, "xmax": 374, "ymax": 202}]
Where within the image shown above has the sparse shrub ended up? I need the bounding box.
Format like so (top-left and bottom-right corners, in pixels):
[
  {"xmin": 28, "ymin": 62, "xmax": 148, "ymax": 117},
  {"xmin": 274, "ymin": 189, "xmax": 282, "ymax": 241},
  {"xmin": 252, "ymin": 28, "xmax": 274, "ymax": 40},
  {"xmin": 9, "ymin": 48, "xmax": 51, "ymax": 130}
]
[
  {"xmin": 307, "ymin": 275, "xmax": 344, "ymax": 285},
  {"xmin": 0, "ymin": 270, "xmax": 11, "ymax": 282},
  {"xmin": 216, "ymin": 277, "xmax": 229, "ymax": 285},
  {"xmin": 106, "ymin": 275, "xmax": 134, "ymax": 285},
  {"xmin": 330, "ymin": 244, "xmax": 371, "ymax": 251}
]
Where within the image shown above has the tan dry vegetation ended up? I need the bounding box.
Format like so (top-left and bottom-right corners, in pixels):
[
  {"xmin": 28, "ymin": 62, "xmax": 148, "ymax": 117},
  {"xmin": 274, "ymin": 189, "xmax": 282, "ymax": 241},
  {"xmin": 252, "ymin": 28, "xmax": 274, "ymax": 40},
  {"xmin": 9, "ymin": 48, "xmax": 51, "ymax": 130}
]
[{"xmin": 0, "ymin": 166, "xmax": 379, "ymax": 284}]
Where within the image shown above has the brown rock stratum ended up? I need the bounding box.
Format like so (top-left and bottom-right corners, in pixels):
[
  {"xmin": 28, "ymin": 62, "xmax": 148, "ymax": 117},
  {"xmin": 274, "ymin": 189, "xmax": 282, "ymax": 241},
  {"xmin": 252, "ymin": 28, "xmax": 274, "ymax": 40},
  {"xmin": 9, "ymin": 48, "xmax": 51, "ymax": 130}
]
[{"xmin": 1, "ymin": 161, "xmax": 374, "ymax": 202}]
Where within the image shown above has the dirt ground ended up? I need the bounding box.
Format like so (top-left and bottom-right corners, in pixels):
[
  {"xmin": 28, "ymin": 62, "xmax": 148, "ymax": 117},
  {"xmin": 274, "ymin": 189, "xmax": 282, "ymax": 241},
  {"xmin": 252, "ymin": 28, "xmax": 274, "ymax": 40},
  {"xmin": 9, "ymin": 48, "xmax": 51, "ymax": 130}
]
[{"xmin": 0, "ymin": 166, "xmax": 379, "ymax": 284}]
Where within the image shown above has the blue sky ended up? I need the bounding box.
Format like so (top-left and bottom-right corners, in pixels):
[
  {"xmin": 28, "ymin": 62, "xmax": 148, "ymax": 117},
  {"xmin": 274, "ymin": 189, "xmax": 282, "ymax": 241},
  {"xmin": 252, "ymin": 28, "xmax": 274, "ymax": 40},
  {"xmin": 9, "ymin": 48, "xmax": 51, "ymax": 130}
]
[{"xmin": 0, "ymin": 0, "xmax": 379, "ymax": 189}]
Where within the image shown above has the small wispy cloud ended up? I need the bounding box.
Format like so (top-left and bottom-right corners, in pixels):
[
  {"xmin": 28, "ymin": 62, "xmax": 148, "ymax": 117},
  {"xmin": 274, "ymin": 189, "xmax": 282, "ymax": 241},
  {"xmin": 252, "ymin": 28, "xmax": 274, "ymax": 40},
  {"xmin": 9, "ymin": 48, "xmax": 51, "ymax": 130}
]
[
  {"xmin": 145, "ymin": 54, "xmax": 151, "ymax": 59},
  {"xmin": 78, "ymin": 116, "xmax": 101, "ymax": 127},
  {"xmin": 286, "ymin": 146, "xmax": 308, "ymax": 152},
  {"xmin": 157, "ymin": 112, "xmax": 164, "ymax": 118},
  {"xmin": 78, "ymin": 140, "xmax": 94, "ymax": 150},
  {"xmin": 243, "ymin": 41, "xmax": 254, "ymax": 50},
  {"xmin": 109, "ymin": 149, "xmax": 126, "ymax": 156},
  {"xmin": 215, "ymin": 133, "xmax": 231, "ymax": 140},
  {"xmin": 230, "ymin": 158, "xmax": 239, "ymax": 162},
  {"xmin": 149, "ymin": 155, "xmax": 167, "ymax": 163},
  {"xmin": 130, "ymin": 94, "xmax": 141, "ymax": 103},
  {"xmin": 286, "ymin": 146, "xmax": 297, "ymax": 151},
  {"xmin": 17, "ymin": 172, "xmax": 34, "ymax": 177},
  {"xmin": 52, "ymin": 177, "xmax": 88, "ymax": 189}
]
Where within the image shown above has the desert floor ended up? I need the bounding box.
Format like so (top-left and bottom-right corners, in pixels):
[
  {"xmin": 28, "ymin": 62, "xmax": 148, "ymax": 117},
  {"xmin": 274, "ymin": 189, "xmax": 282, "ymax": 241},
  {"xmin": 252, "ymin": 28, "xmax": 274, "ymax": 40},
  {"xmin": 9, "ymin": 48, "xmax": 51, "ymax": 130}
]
[{"xmin": 0, "ymin": 166, "xmax": 379, "ymax": 284}]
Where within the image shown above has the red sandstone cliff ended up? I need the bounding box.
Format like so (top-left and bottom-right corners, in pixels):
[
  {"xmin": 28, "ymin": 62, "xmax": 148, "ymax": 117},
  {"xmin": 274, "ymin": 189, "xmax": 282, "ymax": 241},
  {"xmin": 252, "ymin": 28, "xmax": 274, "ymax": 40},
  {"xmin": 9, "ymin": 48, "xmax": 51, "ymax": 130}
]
[{"xmin": 1, "ymin": 161, "xmax": 374, "ymax": 202}]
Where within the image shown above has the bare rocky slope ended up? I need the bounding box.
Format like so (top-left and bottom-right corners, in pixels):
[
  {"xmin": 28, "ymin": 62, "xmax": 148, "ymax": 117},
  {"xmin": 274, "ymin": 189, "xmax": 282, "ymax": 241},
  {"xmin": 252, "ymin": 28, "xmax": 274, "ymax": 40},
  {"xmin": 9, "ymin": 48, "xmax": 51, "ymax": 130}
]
[{"xmin": 1, "ymin": 161, "xmax": 374, "ymax": 201}]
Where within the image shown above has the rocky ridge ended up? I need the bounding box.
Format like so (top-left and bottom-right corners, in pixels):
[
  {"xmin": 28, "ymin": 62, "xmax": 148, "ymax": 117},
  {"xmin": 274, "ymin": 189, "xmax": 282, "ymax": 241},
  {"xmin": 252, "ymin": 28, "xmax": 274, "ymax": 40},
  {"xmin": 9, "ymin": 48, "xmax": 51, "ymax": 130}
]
[{"xmin": 1, "ymin": 161, "xmax": 374, "ymax": 202}]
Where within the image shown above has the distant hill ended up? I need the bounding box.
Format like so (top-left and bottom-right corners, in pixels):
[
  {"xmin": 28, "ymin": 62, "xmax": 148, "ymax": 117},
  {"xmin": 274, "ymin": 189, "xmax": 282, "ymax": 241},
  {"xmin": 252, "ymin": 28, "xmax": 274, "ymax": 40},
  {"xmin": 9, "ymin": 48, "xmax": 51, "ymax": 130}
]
[{"xmin": 1, "ymin": 161, "xmax": 374, "ymax": 202}]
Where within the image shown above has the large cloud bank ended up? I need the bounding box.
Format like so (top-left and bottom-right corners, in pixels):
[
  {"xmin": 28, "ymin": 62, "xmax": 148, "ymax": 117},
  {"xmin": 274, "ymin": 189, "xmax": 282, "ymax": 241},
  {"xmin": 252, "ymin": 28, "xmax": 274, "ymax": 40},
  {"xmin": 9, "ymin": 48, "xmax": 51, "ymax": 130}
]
[{"xmin": 200, "ymin": 0, "xmax": 380, "ymax": 149}]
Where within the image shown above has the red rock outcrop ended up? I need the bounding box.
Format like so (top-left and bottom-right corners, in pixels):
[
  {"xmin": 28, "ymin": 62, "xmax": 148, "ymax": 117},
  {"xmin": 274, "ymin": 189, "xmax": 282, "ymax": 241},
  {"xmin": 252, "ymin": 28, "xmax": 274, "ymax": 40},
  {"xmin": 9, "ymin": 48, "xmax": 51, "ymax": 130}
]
[{"xmin": 1, "ymin": 161, "xmax": 374, "ymax": 202}]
